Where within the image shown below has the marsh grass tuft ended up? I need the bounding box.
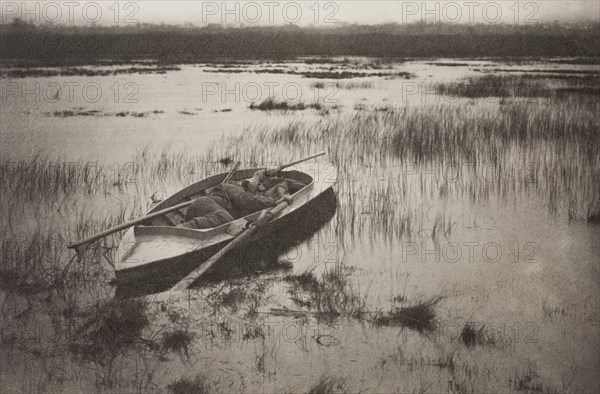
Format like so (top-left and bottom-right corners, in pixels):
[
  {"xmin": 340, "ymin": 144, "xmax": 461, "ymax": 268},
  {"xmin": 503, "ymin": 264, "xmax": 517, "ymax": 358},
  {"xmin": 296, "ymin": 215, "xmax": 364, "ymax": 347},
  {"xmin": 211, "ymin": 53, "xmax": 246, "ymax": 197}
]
[
  {"xmin": 284, "ymin": 269, "xmax": 443, "ymax": 329},
  {"xmin": 285, "ymin": 266, "xmax": 367, "ymax": 321},
  {"xmin": 69, "ymin": 299, "xmax": 150, "ymax": 361},
  {"xmin": 167, "ymin": 375, "xmax": 213, "ymax": 394},
  {"xmin": 285, "ymin": 271, "xmax": 320, "ymax": 292},
  {"xmin": 207, "ymin": 285, "xmax": 248, "ymax": 313},
  {"xmin": 162, "ymin": 329, "xmax": 194, "ymax": 356},
  {"xmin": 510, "ymin": 367, "xmax": 544, "ymax": 392},
  {"xmin": 460, "ymin": 322, "xmax": 496, "ymax": 348},
  {"xmin": 587, "ymin": 211, "xmax": 600, "ymax": 224},
  {"xmin": 250, "ymin": 97, "xmax": 322, "ymax": 111},
  {"xmin": 374, "ymin": 297, "xmax": 442, "ymax": 332},
  {"xmin": 220, "ymin": 287, "xmax": 247, "ymax": 311},
  {"xmin": 308, "ymin": 376, "xmax": 347, "ymax": 394},
  {"xmin": 242, "ymin": 324, "xmax": 265, "ymax": 341}
]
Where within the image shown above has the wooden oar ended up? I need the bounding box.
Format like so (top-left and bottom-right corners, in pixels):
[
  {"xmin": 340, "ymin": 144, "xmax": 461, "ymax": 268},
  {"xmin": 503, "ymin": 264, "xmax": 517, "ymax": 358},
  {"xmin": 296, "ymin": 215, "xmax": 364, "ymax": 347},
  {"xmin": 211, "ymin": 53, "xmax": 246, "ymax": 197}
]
[
  {"xmin": 271, "ymin": 151, "xmax": 324, "ymax": 173},
  {"xmin": 171, "ymin": 199, "xmax": 291, "ymax": 291},
  {"xmin": 222, "ymin": 161, "xmax": 241, "ymax": 183}
]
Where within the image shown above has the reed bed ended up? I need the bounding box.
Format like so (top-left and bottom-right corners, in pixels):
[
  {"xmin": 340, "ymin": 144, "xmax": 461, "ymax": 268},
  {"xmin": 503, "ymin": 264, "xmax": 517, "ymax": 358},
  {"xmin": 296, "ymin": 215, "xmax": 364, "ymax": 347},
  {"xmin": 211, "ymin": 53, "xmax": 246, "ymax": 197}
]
[
  {"xmin": 435, "ymin": 74, "xmax": 551, "ymax": 98},
  {"xmin": 207, "ymin": 94, "xmax": 599, "ymax": 241}
]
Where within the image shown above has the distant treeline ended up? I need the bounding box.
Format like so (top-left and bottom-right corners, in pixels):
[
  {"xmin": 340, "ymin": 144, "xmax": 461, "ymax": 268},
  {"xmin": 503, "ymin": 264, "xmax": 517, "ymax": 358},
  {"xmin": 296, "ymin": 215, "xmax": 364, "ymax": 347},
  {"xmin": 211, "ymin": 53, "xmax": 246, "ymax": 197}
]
[{"xmin": 1, "ymin": 21, "xmax": 599, "ymax": 64}]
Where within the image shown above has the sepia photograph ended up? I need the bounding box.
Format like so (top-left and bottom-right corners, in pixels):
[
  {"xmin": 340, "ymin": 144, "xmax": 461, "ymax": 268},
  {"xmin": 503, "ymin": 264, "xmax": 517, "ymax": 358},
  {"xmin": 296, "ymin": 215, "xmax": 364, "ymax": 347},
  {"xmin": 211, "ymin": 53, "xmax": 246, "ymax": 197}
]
[{"xmin": 0, "ymin": 1, "xmax": 598, "ymax": 393}]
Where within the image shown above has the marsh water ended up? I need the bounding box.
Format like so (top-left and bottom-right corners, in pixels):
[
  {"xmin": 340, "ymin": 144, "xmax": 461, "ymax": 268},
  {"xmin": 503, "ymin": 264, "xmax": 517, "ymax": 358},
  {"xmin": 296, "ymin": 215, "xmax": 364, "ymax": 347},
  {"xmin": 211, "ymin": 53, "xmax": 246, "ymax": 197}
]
[{"xmin": 1, "ymin": 58, "xmax": 599, "ymax": 393}]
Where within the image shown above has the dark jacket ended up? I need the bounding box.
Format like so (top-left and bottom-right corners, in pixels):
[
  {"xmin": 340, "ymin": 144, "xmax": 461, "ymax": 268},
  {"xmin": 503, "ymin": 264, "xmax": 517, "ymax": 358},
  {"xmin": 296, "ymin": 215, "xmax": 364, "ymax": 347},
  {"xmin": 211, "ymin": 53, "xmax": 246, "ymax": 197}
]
[
  {"xmin": 180, "ymin": 183, "xmax": 275, "ymax": 221},
  {"xmin": 209, "ymin": 183, "xmax": 276, "ymax": 218}
]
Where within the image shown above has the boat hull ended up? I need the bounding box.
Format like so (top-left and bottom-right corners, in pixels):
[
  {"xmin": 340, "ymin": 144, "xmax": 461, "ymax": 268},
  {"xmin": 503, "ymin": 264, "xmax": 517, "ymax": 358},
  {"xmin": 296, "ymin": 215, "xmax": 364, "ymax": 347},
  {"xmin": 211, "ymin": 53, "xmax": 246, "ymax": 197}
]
[{"xmin": 115, "ymin": 164, "xmax": 337, "ymax": 288}]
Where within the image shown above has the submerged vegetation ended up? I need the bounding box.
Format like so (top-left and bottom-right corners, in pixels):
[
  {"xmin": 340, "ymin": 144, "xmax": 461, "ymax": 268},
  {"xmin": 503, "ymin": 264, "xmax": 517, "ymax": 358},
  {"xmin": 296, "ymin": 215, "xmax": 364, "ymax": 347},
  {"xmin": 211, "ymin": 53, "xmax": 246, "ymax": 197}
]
[
  {"xmin": 308, "ymin": 377, "xmax": 347, "ymax": 394},
  {"xmin": 459, "ymin": 322, "xmax": 497, "ymax": 348},
  {"xmin": 167, "ymin": 375, "xmax": 212, "ymax": 394},
  {"xmin": 285, "ymin": 267, "xmax": 367, "ymax": 321},
  {"xmin": 161, "ymin": 329, "xmax": 194, "ymax": 356},
  {"xmin": 435, "ymin": 75, "xmax": 551, "ymax": 98},
  {"xmin": 311, "ymin": 80, "xmax": 375, "ymax": 90},
  {"xmin": 250, "ymin": 97, "xmax": 323, "ymax": 111},
  {"xmin": 205, "ymin": 67, "xmax": 410, "ymax": 79},
  {"xmin": 48, "ymin": 109, "xmax": 165, "ymax": 118},
  {"xmin": 373, "ymin": 297, "xmax": 442, "ymax": 332},
  {"xmin": 69, "ymin": 299, "xmax": 150, "ymax": 362}
]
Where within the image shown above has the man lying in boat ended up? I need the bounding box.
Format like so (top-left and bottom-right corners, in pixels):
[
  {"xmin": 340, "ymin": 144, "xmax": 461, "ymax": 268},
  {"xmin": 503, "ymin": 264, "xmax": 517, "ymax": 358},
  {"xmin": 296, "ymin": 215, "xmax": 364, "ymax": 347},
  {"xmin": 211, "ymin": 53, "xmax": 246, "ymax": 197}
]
[{"xmin": 178, "ymin": 170, "xmax": 292, "ymax": 229}]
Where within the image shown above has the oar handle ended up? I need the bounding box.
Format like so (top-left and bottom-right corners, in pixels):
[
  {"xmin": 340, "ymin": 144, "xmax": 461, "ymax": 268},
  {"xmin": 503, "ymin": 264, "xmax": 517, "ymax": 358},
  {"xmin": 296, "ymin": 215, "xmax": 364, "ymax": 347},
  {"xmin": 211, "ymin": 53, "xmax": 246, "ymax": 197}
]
[
  {"xmin": 273, "ymin": 151, "xmax": 325, "ymax": 173},
  {"xmin": 67, "ymin": 199, "xmax": 194, "ymax": 250},
  {"xmin": 223, "ymin": 161, "xmax": 241, "ymax": 183}
]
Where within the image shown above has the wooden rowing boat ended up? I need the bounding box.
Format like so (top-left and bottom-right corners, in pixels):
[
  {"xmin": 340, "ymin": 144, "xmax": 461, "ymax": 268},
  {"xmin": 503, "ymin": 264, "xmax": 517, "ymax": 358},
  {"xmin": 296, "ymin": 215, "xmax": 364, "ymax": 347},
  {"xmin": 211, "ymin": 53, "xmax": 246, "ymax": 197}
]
[{"xmin": 115, "ymin": 161, "xmax": 337, "ymax": 285}]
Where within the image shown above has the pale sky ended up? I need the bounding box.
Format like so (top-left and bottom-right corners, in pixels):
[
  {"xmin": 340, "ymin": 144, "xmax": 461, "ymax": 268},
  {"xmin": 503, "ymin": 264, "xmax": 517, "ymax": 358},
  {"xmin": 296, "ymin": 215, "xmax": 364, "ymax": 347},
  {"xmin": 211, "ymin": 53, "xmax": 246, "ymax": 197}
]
[{"xmin": 2, "ymin": 1, "xmax": 599, "ymax": 26}]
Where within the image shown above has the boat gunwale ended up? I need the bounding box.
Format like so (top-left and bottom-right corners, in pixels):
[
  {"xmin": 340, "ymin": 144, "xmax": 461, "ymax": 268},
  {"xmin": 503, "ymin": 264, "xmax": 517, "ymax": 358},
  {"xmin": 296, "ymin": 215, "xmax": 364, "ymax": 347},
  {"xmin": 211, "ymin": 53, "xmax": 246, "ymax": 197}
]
[{"xmin": 133, "ymin": 169, "xmax": 317, "ymax": 240}]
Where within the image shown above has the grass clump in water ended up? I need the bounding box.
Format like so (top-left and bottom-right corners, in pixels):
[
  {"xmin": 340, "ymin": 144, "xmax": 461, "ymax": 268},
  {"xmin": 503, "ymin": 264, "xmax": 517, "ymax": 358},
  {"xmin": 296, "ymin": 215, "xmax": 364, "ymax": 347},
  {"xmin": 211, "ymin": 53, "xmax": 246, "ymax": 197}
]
[
  {"xmin": 162, "ymin": 329, "xmax": 194, "ymax": 356},
  {"xmin": 167, "ymin": 375, "xmax": 213, "ymax": 394},
  {"xmin": 249, "ymin": 97, "xmax": 322, "ymax": 111},
  {"xmin": 509, "ymin": 367, "xmax": 544, "ymax": 392},
  {"xmin": 374, "ymin": 296, "xmax": 442, "ymax": 333},
  {"xmin": 460, "ymin": 322, "xmax": 496, "ymax": 348},
  {"xmin": 69, "ymin": 299, "xmax": 150, "ymax": 361},
  {"xmin": 285, "ymin": 266, "xmax": 366, "ymax": 321},
  {"xmin": 311, "ymin": 81, "xmax": 374, "ymax": 89},
  {"xmin": 207, "ymin": 285, "xmax": 248, "ymax": 313},
  {"xmin": 308, "ymin": 376, "xmax": 347, "ymax": 394},
  {"xmin": 285, "ymin": 271, "xmax": 320, "ymax": 292}
]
